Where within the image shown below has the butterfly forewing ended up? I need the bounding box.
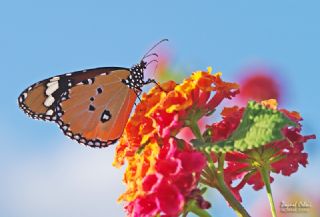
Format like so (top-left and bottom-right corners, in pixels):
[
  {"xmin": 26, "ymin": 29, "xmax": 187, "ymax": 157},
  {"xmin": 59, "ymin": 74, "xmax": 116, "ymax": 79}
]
[
  {"xmin": 56, "ymin": 69, "xmax": 138, "ymax": 147},
  {"xmin": 18, "ymin": 67, "xmax": 127, "ymax": 121}
]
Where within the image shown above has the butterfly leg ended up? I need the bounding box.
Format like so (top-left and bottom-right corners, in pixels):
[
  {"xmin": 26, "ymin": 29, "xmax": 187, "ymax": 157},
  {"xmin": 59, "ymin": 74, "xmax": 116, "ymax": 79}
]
[
  {"xmin": 143, "ymin": 79, "xmax": 164, "ymax": 91},
  {"xmin": 134, "ymin": 89, "xmax": 142, "ymax": 103}
]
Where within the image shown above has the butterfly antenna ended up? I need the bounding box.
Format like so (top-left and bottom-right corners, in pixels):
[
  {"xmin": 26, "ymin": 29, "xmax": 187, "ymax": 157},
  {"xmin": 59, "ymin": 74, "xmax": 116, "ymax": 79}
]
[
  {"xmin": 141, "ymin": 39, "xmax": 169, "ymax": 60},
  {"xmin": 143, "ymin": 53, "xmax": 158, "ymax": 60},
  {"xmin": 146, "ymin": 59, "xmax": 159, "ymax": 81},
  {"xmin": 146, "ymin": 59, "xmax": 159, "ymax": 67}
]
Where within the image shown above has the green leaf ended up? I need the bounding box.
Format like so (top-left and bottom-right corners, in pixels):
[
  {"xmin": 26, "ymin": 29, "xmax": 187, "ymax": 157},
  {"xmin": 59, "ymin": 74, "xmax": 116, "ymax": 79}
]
[
  {"xmin": 191, "ymin": 139, "xmax": 205, "ymax": 147},
  {"xmin": 176, "ymin": 138, "xmax": 187, "ymax": 149},
  {"xmin": 200, "ymin": 187, "xmax": 208, "ymax": 194},
  {"xmin": 200, "ymin": 101, "xmax": 296, "ymax": 153}
]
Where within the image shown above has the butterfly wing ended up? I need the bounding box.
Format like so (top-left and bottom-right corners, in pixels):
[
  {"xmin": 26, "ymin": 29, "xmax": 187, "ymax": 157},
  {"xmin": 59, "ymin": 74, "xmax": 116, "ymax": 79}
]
[
  {"xmin": 18, "ymin": 67, "xmax": 127, "ymax": 121},
  {"xmin": 55, "ymin": 69, "xmax": 138, "ymax": 147}
]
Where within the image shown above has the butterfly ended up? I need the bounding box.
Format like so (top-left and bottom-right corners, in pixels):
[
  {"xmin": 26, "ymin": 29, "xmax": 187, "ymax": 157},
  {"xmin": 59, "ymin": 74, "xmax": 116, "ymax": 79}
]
[{"xmin": 18, "ymin": 39, "xmax": 167, "ymax": 148}]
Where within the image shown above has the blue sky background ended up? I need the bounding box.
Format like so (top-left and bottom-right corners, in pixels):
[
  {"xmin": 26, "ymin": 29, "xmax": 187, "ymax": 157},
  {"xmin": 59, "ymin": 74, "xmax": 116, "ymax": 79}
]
[{"xmin": 1, "ymin": 1, "xmax": 319, "ymax": 216}]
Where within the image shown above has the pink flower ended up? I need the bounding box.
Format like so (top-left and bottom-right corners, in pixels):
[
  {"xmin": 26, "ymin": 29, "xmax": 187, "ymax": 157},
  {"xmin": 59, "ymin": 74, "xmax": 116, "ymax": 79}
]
[
  {"xmin": 237, "ymin": 67, "xmax": 282, "ymax": 104},
  {"xmin": 125, "ymin": 139, "xmax": 207, "ymax": 217}
]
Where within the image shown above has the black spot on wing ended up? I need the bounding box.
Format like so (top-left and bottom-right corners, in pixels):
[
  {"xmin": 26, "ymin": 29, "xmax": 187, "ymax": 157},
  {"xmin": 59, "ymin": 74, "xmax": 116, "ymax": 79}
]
[
  {"xmin": 97, "ymin": 87, "xmax": 103, "ymax": 94},
  {"xmin": 89, "ymin": 105, "xmax": 95, "ymax": 111}
]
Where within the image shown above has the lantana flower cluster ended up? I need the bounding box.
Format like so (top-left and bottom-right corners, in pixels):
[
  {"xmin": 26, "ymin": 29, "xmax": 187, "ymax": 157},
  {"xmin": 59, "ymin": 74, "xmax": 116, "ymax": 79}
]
[
  {"xmin": 207, "ymin": 101, "xmax": 316, "ymax": 202},
  {"xmin": 113, "ymin": 68, "xmax": 315, "ymax": 217}
]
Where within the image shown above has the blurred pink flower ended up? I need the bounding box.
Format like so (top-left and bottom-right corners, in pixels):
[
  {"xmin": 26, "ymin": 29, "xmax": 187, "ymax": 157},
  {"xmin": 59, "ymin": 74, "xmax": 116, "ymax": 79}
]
[{"xmin": 237, "ymin": 66, "xmax": 282, "ymax": 104}]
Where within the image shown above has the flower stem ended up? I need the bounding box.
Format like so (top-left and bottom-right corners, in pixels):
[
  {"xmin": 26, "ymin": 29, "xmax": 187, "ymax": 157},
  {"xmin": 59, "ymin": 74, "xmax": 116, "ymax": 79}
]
[
  {"xmin": 190, "ymin": 121, "xmax": 204, "ymax": 142},
  {"xmin": 215, "ymin": 154, "xmax": 251, "ymax": 217},
  {"xmin": 188, "ymin": 113, "xmax": 250, "ymax": 216},
  {"xmin": 187, "ymin": 201, "xmax": 212, "ymax": 217},
  {"xmin": 216, "ymin": 178, "xmax": 250, "ymax": 217},
  {"xmin": 260, "ymin": 165, "xmax": 277, "ymax": 217}
]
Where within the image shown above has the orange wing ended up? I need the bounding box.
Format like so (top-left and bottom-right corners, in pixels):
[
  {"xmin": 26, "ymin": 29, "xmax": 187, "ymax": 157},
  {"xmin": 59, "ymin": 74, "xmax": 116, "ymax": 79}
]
[
  {"xmin": 56, "ymin": 69, "xmax": 138, "ymax": 147},
  {"xmin": 18, "ymin": 67, "xmax": 127, "ymax": 121}
]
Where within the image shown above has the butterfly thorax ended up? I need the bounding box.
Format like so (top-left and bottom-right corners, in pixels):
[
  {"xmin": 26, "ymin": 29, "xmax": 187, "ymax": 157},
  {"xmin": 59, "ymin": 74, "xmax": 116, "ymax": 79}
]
[{"xmin": 122, "ymin": 61, "xmax": 146, "ymax": 90}]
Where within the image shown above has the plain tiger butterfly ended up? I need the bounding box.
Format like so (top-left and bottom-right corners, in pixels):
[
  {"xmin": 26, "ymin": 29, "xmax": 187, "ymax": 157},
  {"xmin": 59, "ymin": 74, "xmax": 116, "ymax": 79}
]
[{"xmin": 18, "ymin": 39, "xmax": 168, "ymax": 148}]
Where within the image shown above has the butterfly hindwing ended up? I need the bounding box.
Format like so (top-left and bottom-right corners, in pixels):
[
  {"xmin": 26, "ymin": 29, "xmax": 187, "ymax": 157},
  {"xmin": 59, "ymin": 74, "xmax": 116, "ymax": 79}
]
[{"xmin": 56, "ymin": 69, "xmax": 138, "ymax": 147}]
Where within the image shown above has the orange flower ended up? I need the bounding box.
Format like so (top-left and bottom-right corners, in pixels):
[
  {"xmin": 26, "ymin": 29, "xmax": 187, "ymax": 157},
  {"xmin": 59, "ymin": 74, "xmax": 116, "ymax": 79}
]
[{"xmin": 113, "ymin": 68, "xmax": 239, "ymax": 204}]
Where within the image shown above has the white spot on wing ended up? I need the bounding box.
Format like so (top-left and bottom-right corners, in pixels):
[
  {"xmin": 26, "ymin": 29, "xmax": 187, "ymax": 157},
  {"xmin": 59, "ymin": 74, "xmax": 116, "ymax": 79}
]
[
  {"xmin": 44, "ymin": 95, "xmax": 55, "ymax": 107},
  {"xmin": 50, "ymin": 77, "xmax": 60, "ymax": 82},
  {"xmin": 46, "ymin": 81, "xmax": 59, "ymax": 95},
  {"xmin": 47, "ymin": 80, "xmax": 58, "ymax": 87},
  {"xmin": 46, "ymin": 109, "xmax": 54, "ymax": 115},
  {"xmin": 102, "ymin": 113, "xmax": 110, "ymax": 121}
]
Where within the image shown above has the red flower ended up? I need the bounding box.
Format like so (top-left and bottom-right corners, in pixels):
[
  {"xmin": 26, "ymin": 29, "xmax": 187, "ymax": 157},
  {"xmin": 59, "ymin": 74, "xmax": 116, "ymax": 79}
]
[
  {"xmin": 209, "ymin": 106, "xmax": 244, "ymax": 141},
  {"xmin": 157, "ymin": 181, "xmax": 184, "ymax": 216},
  {"xmin": 207, "ymin": 100, "xmax": 316, "ymax": 201},
  {"xmin": 178, "ymin": 151, "xmax": 207, "ymax": 173},
  {"xmin": 270, "ymin": 127, "xmax": 315, "ymax": 176}
]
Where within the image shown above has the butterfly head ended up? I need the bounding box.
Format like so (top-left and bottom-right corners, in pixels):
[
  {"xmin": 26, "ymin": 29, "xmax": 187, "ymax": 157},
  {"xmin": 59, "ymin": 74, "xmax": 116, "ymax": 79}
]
[
  {"xmin": 139, "ymin": 60, "xmax": 147, "ymax": 69},
  {"xmin": 130, "ymin": 60, "xmax": 147, "ymax": 76}
]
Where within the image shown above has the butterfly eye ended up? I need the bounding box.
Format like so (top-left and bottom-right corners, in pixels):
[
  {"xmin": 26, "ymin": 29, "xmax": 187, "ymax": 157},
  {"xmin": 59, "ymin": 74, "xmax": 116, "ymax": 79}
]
[{"xmin": 140, "ymin": 60, "xmax": 147, "ymax": 69}]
